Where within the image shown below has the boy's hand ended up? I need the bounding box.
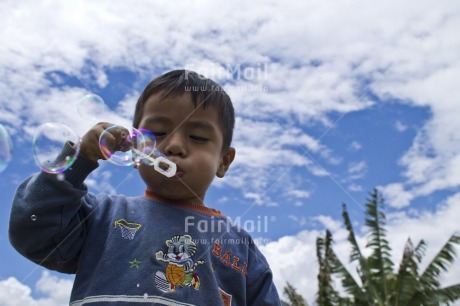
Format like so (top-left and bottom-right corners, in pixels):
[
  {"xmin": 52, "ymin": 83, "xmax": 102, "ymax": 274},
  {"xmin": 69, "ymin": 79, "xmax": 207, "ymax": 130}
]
[{"xmin": 78, "ymin": 122, "xmax": 131, "ymax": 163}]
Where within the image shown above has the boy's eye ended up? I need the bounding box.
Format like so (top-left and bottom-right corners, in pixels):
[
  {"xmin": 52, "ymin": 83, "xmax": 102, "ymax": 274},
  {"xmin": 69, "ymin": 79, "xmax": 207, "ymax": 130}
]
[
  {"xmin": 190, "ymin": 135, "xmax": 208, "ymax": 142},
  {"xmin": 153, "ymin": 132, "xmax": 167, "ymax": 137}
]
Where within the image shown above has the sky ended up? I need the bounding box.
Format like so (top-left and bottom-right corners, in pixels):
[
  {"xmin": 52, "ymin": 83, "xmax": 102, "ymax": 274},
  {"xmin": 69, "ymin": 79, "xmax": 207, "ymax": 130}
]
[{"xmin": 0, "ymin": 0, "xmax": 459, "ymax": 305}]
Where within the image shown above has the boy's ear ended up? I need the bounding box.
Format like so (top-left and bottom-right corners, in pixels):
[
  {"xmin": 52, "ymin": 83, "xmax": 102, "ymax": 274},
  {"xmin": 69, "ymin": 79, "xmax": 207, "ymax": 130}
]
[{"xmin": 216, "ymin": 147, "xmax": 236, "ymax": 178}]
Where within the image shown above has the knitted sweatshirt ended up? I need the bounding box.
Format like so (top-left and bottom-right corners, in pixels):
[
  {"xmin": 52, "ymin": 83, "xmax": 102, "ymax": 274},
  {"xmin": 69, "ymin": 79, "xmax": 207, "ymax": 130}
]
[{"xmin": 9, "ymin": 146, "xmax": 281, "ymax": 306}]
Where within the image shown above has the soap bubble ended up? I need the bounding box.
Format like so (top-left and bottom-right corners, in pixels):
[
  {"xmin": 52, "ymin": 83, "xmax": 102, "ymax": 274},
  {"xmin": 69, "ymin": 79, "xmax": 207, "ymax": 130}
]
[
  {"xmin": 31, "ymin": 215, "xmax": 37, "ymax": 221},
  {"xmin": 135, "ymin": 129, "xmax": 156, "ymax": 158},
  {"xmin": 98, "ymin": 125, "xmax": 156, "ymax": 167},
  {"xmin": 33, "ymin": 123, "xmax": 80, "ymax": 173},
  {"xmin": 0, "ymin": 124, "xmax": 13, "ymax": 173},
  {"xmin": 77, "ymin": 94, "xmax": 107, "ymax": 121},
  {"xmin": 98, "ymin": 125, "xmax": 176, "ymax": 177}
]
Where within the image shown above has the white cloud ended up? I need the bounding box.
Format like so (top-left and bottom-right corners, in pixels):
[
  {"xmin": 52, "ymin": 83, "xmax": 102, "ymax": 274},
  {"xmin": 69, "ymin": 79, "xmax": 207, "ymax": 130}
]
[
  {"xmin": 286, "ymin": 189, "xmax": 311, "ymax": 199},
  {"xmin": 348, "ymin": 141, "xmax": 362, "ymax": 151},
  {"xmin": 381, "ymin": 120, "xmax": 460, "ymax": 206},
  {"xmin": 1, "ymin": 0, "xmax": 459, "ymax": 205},
  {"xmin": 35, "ymin": 272, "xmax": 73, "ymax": 305},
  {"xmin": 259, "ymin": 229, "xmax": 320, "ymax": 303},
  {"xmin": 1, "ymin": 0, "xmax": 459, "ymax": 304},
  {"xmin": 394, "ymin": 120, "xmax": 408, "ymax": 132},
  {"xmin": 0, "ymin": 277, "xmax": 35, "ymax": 306},
  {"xmin": 287, "ymin": 215, "xmax": 308, "ymax": 227},
  {"xmin": 218, "ymin": 196, "xmax": 229, "ymax": 204},
  {"xmin": 243, "ymin": 192, "xmax": 278, "ymax": 207},
  {"xmin": 380, "ymin": 183, "xmax": 415, "ymax": 208},
  {"xmin": 294, "ymin": 201, "xmax": 304, "ymax": 207},
  {"xmin": 347, "ymin": 160, "xmax": 367, "ymax": 179},
  {"xmin": 348, "ymin": 183, "xmax": 363, "ymax": 192},
  {"xmin": 313, "ymin": 215, "xmax": 342, "ymax": 233},
  {"xmin": 0, "ymin": 271, "xmax": 73, "ymax": 306},
  {"xmin": 212, "ymin": 117, "xmax": 332, "ymax": 204}
]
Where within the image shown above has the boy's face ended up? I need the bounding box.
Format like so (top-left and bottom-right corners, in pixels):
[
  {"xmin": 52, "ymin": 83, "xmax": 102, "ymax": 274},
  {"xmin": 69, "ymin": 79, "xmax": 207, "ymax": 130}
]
[{"xmin": 136, "ymin": 92, "xmax": 235, "ymax": 205}]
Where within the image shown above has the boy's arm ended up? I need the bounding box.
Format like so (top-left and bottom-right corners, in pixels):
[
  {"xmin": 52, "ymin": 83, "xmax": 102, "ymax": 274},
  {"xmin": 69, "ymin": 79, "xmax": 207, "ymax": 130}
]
[
  {"xmin": 247, "ymin": 267, "xmax": 282, "ymax": 306},
  {"xmin": 245, "ymin": 240, "xmax": 282, "ymax": 305},
  {"xmin": 9, "ymin": 122, "xmax": 127, "ymax": 273},
  {"xmin": 9, "ymin": 142, "xmax": 99, "ymax": 273}
]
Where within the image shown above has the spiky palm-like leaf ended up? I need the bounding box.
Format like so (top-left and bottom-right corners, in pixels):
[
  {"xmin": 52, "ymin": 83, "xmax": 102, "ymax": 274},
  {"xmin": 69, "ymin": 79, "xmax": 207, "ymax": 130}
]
[
  {"xmin": 426, "ymin": 283, "xmax": 460, "ymax": 305},
  {"xmin": 392, "ymin": 238, "xmax": 425, "ymax": 305},
  {"xmin": 420, "ymin": 235, "xmax": 460, "ymax": 288},
  {"xmin": 283, "ymin": 282, "xmax": 309, "ymax": 306},
  {"xmin": 318, "ymin": 189, "xmax": 460, "ymax": 306},
  {"xmin": 409, "ymin": 234, "xmax": 460, "ymax": 305},
  {"xmin": 342, "ymin": 202, "xmax": 385, "ymax": 306},
  {"xmin": 290, "ymin": 189, "xmax": 460, "ymax": 306},
  {"xmin": 316, "ymin": 230, "xmax": 344, "ymax": 306},
  {"xmin": 364, "ymin": 189, "xmax": 394, "ymax": 302},
  {"xmin": 327, "ymin": 246, "xmax": 367, "ymax": 305}
]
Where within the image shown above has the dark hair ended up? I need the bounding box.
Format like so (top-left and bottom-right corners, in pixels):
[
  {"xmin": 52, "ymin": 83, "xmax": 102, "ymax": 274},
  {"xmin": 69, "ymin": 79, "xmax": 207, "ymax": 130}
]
[{"xmin": 133, "ymin": 70, "xmax": 234, "ymax": 151}]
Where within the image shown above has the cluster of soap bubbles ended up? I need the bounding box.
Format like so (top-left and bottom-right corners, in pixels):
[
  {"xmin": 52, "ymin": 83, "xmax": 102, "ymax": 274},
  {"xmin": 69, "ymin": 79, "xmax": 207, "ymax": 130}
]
[
  {"xmin": 99, "ymin": 125, "xmax": 156, "ymax": 167},
  {"xmin": 2, "ymin": 94, "xmax": 177, "ymax": 177},
  {"xmin": 77, "ymin": 94, "xmax": 107, "ymax": 122},
  {"xmin": 0, "ymin": 123, "xmax": 13, "ymax": 173},
  {"xmin": 98, "ymin": 125, "xmax": 176, "ymax": 177},
  {"xmin": 32, "ymin": 122, "xmax": 176, "ymax": 177},
  {"xmin": 32, "ymin": 93, "xmax": 177, "ymax": 177}
]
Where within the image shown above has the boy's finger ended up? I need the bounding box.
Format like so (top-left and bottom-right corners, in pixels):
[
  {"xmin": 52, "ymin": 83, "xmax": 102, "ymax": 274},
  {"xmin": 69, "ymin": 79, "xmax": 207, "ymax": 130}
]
[
  {"xmin": 99, "ymin": 133, "xmax": 117, "ymax": 159},
  {"xmin": 102, "ymin": 125, "xmax": 132, "ymax": 153}
]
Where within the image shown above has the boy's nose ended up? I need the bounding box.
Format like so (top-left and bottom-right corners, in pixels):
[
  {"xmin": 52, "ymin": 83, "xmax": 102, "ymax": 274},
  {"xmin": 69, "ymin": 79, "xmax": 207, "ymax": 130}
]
[{"xmin": 163, "ymin": 132, "xmax": 186, "ymax": 157}]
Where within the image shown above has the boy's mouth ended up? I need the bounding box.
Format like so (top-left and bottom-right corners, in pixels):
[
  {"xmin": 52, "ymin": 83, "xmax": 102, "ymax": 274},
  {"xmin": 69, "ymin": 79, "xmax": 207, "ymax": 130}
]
[
  {"xmin": 172, "ymin": 165, "xmax": 185, "ymax": 178},
  {"xmin": 155, "ymin": 158, "xmax": 184, "ymax": 178}
]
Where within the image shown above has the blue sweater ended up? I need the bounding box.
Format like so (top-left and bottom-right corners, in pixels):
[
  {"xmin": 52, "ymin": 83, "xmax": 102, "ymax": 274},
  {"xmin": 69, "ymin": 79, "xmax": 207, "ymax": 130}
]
[{"xmin": 9, "ymin": 148, "xmax": 281, "ymax": 306}]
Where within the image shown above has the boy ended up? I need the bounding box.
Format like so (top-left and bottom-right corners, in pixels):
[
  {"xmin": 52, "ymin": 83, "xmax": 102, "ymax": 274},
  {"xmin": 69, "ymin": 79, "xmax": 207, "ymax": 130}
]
[{"xmin": 9, "ymin": 70, "xmax": 281, "ymax": 305}]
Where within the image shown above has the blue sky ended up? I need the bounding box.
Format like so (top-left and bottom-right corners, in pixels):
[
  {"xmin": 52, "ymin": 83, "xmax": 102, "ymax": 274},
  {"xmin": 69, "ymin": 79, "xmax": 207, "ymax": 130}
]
[{"xmin": 1, "ymin": 0, "xmax": 460, "ymax": 305}]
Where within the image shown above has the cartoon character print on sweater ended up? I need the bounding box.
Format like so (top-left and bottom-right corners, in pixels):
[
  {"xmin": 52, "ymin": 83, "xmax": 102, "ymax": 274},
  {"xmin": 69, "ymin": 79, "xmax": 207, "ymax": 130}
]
[{"xmin": 154, "ymin": 235, "xmax": 205, "ymax": 292}]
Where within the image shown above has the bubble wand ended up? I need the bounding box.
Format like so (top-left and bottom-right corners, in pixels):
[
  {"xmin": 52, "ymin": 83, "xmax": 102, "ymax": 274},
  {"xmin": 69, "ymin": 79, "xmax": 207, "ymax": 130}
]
[
  {"xmin": 131, "ymin": 148, "xmax": 177, "ymax": 178},
  {"xmin": 98, "ymin": 125, "xmax": 177, "ymax": 178}
]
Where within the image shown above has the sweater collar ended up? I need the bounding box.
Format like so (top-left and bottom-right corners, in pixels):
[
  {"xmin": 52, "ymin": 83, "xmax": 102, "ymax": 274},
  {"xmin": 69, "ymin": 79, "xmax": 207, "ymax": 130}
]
[{"xmin": 144, "ymin": 189, "xmax": 223, "ymax": 217}]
